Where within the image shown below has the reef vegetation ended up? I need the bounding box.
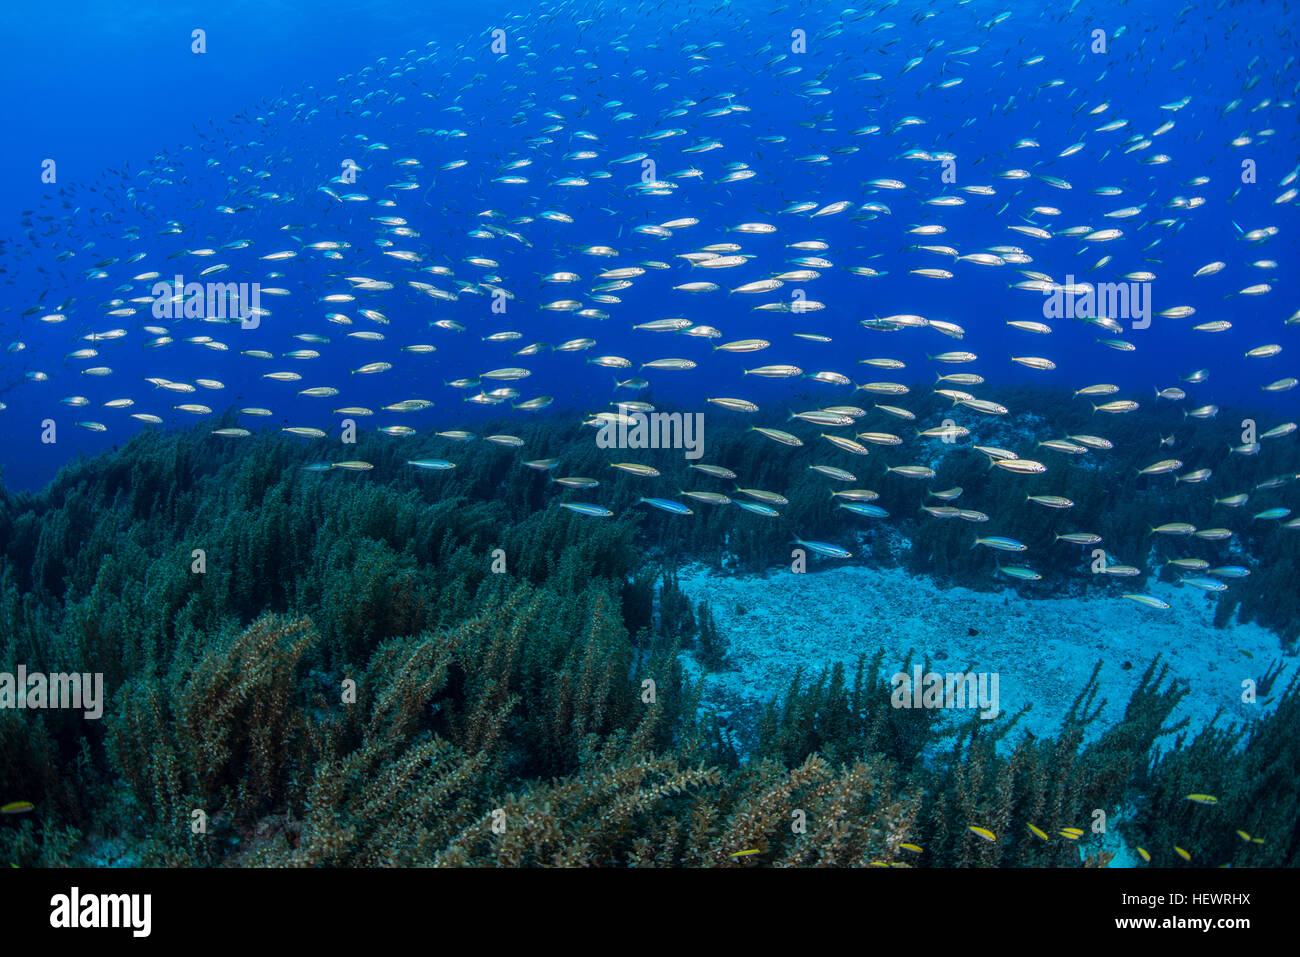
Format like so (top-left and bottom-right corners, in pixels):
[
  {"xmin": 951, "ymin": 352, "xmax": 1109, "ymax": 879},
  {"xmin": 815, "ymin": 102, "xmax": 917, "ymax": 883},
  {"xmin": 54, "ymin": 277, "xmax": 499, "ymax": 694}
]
[{"xmin": 0, "ymin": 395, "xmax": 1296, "ymax": 867}]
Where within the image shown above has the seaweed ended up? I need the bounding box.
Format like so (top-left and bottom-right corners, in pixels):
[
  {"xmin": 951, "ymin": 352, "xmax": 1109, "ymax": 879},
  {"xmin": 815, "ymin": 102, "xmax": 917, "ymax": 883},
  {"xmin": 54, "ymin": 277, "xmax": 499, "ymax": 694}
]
[{"xmin": 0, "ymin": 415, "xmax": 1295, "ymax": 867}]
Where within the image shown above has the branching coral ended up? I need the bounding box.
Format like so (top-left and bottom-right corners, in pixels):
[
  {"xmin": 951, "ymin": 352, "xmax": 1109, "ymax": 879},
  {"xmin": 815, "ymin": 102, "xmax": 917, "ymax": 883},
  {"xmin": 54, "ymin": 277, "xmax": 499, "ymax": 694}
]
[{"xmin": 0, "ymin": 423, "xmax": 1295, "ymax": 867}]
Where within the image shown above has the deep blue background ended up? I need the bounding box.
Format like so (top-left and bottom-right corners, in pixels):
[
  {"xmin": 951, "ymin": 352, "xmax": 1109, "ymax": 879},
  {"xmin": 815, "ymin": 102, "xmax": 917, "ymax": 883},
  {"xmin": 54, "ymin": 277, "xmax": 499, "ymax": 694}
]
[{"xmin": 1, "ymin": 0, "xmax": 1295, "ymax": 490}]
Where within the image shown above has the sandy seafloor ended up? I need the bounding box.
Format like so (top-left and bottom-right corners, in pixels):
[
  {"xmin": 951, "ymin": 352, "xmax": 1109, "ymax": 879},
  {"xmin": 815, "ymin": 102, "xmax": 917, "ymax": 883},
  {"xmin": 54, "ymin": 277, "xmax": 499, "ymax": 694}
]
[
  {"xmin": 676, "ymin": 563, "xmax": 1294, "ymax": 866},
  {"xmin": 678, "ymin": 562, "xmax": 1293, "ymax": 749}
]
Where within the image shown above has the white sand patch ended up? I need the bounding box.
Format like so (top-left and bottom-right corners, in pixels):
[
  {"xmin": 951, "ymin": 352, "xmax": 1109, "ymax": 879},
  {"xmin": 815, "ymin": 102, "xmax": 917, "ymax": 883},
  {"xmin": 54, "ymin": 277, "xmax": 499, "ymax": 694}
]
[{"xmin": 677, "ymin": 563, "xmax": 1292, "ymax": 751}]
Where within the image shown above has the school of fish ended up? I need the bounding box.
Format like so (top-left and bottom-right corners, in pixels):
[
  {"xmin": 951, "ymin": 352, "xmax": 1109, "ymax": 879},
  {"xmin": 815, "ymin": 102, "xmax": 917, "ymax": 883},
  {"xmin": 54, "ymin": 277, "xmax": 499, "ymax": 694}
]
[{"xmin": 1, "ymin": 0, "xmax": 1297, "ymax": 619}]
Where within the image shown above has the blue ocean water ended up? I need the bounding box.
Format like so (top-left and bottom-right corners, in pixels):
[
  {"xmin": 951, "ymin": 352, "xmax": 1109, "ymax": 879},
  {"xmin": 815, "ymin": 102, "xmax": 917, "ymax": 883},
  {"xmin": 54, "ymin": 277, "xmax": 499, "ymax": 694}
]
[
  {"xmin": 0, "ymin": 0, "xmax": 1297, "ymax": 871},
  {"xmin": 1, "ymin": 0, "xmax": 1295, "ymax": 492}
]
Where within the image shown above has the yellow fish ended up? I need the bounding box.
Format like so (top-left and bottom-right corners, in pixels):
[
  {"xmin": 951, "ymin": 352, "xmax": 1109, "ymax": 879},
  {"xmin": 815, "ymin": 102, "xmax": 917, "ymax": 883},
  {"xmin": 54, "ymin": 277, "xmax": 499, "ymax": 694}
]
[
  {"xmin": 1137, "ymin": 847, "xmax": 1151, "ymax": 862},
  {"xmin": 1027, "ymin": 824, "xmax": 1049, "ymax": 841},
  {"xmin": 1185, "ymin": 794, "xmax": 1218, "ymax": 805},
  {"xmin": 968, "ymin": 825, "xmax": 997, "ymax": 842},
  {"xmin": 728, "ymin": 849, "xmax": 761, "ymax": 858},
  {"xmin": 1174, "ymin": 846, "xmax": 1192, "ymax": 861},
  {"xmin": 899, "ymin": 843, "xmax": 923, "ymax": 853},
  {"xmin": 0, "ymin": 801, "xmax": 34, "ymax": 814}
]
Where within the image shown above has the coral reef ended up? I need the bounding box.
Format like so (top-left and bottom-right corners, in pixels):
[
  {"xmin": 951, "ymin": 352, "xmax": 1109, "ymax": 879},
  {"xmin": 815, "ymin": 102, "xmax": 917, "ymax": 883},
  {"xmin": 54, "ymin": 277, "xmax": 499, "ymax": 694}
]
[{"xmin": 0, "ymin": 408, "xmax": 1296, "ymax": 866}]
